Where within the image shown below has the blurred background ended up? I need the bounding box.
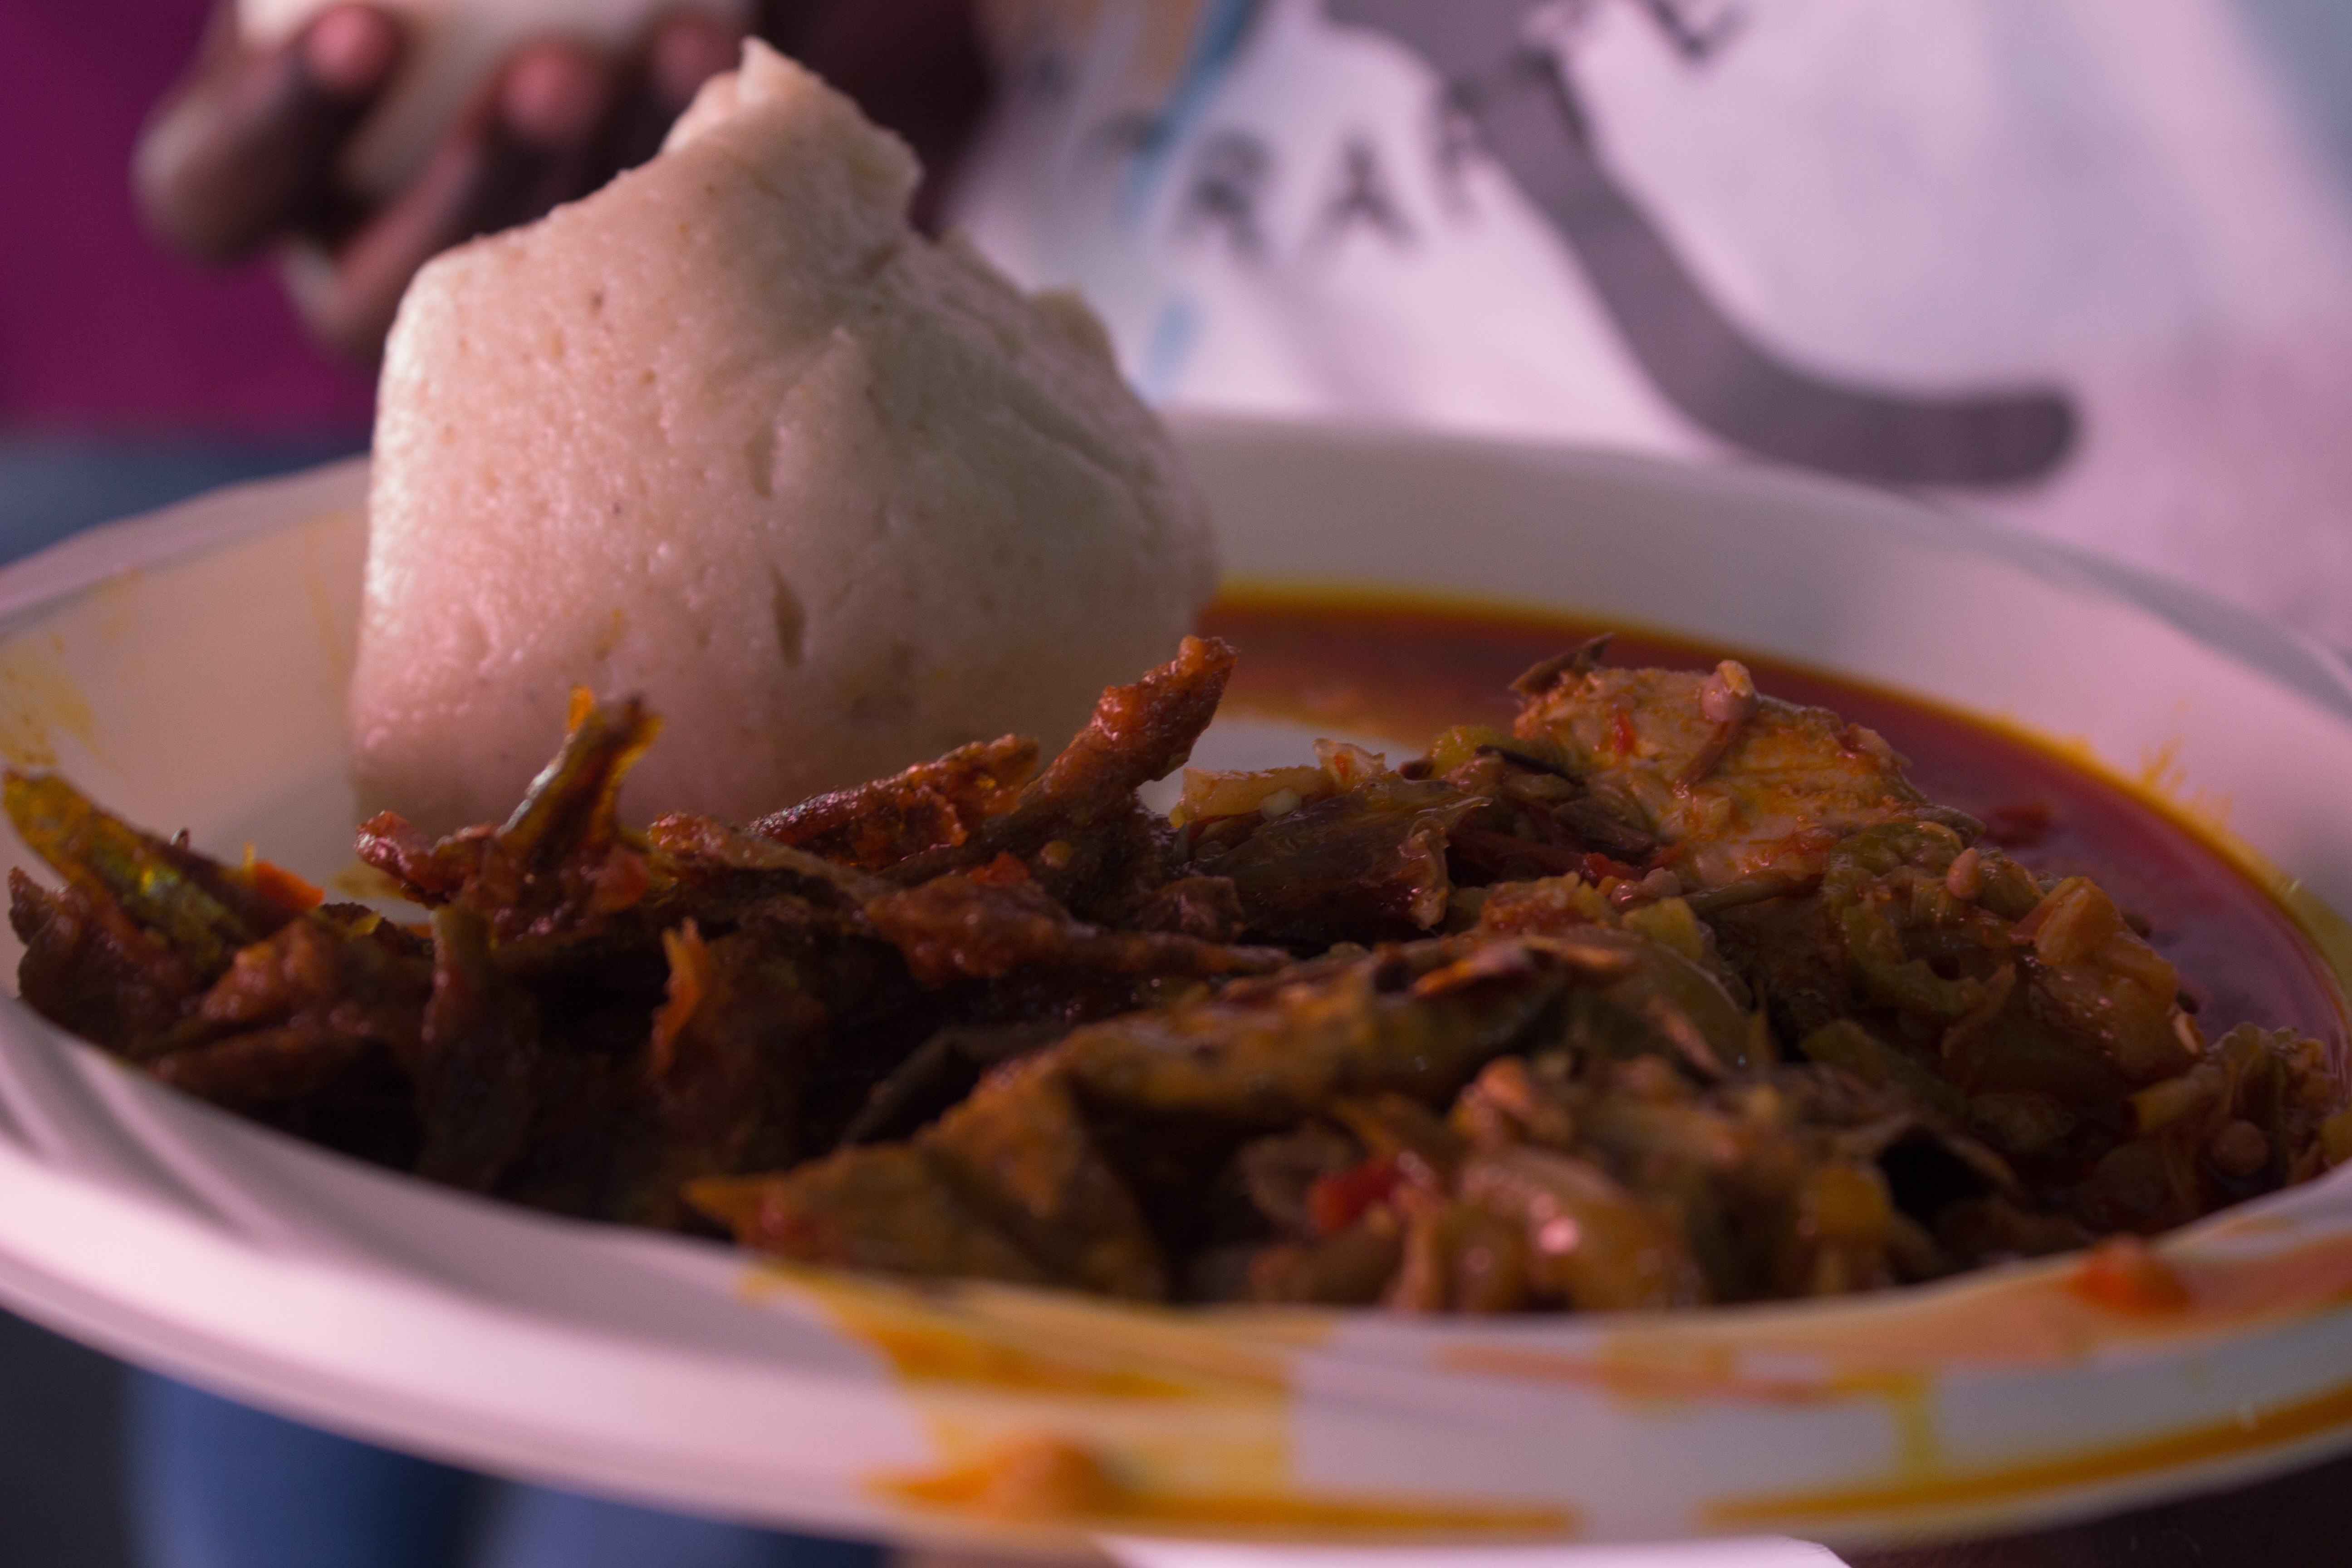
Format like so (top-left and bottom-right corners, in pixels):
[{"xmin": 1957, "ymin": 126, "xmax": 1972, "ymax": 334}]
[{"xmin": 9, "ymin": 0, "xmax": 2352, "ymax": 1564}]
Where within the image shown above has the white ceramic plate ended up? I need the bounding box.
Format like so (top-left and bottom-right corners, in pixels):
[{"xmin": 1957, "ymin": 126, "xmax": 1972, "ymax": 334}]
[{"xmin": 5, "ymin": 415, "xmax": 2352, "ymax": 1556}]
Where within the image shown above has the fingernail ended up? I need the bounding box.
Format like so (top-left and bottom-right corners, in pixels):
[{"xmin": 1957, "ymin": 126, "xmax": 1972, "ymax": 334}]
[
  {"xmin": 502, "ymin": 48, "xmax": 606, "ymax": 149},
  {"xmin": 304, "ymin": 5, "xmax": 397, "ymax": 97}
]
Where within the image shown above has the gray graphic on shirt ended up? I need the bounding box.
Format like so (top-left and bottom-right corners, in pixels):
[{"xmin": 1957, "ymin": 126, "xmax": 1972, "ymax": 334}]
[
  {"xmin": 1178, "ymin": 131, "xmax": 1276, "ymax": 256},
  {"xmin": 1625, "ymin": 0, "xmax": 1745, "ymax": 62},
  {"xmin": 1328, "ymin": 0, "xmax": 2078, "ymax": 488},
  {"xmin": 1312, "ymin": 137, "xmax": 1418, "ymax": 248}
]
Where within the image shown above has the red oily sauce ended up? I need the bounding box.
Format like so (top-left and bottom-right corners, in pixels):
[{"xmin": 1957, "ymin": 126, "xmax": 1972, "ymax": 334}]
[{"xmin": 1197, "ymin": 596, "xmax": 2349, "ymax": 1059}]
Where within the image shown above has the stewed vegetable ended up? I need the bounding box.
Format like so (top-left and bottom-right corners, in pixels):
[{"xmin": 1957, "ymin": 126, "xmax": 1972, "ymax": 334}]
[{"xmin": 11, "ymin": 635, "xmax": 2342, "ymax": 1310}]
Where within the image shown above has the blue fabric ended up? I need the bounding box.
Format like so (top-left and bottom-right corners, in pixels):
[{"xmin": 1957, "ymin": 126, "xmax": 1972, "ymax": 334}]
[
  {"xmin": 128, "ymin": 1376, "xmax": 477, "ymax": 1568},
  {"xmin": 475, "ymin": 1486, "xmax": 884, "ymax": 1568},
  {"xmin": 0, "ymin": 436, "xmax": 365, "ymax": 563},
  {"xmin": 130, "ymin": 1376, "xmax": 889, "ymax": 1568}
]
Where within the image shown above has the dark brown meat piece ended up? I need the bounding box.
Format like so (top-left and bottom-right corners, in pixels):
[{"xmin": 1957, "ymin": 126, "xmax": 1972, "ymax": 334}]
[
  {"xmin": 6, "ymin": 772, "xmax": 308, "ymax": 983},
  {"xmin": 11, "ymin": 870, "xmax": 203, "ymax": 1057},
  {"xmin": 150, "ymin": 908, "xmax": 432, "ymax": 1106},
  {"xmin": 1453, "ymin": 1144, "xmax": 1707, "ymax": 1310},
  {"xmin": 836, "ymin": 1018, "xmax": 1071, "ymax": 1146},
  {"xmin": 1127, "ymin": 875, "xmax": 1247, "ymax": 942},
  {"xmin": 921, "ymin": 1057, "xmax": 1167, "ymax": 1298},
  {"xmin": 689, "ymin": 1145, "xmax": 1054, "ymax": 1287},
  {"xmin": 1233, "ymin": 1122, "xmax": 1363, "ymax": 1240},
  {"xmin": 692, "ymin": 1056, "xmax": 1166, "ymax": 1298},
  {"xmin": 751, "ymin": 735, "xmax": 1037, "ymax": 871},
  {"xmin": 150, "ymin": 1025, "xmax": 385, "ymax": 1107},
  {"xmin": 1194, "ymin": 777, "xmax": 1480, "ymax": 947},
  {"xmin": 864, "ymin": 853, "xmax": 1287, "ymax": 985},
  {"xmin": 887, "ymin": 635, "xmax": 1236, "ymax": 889},
  {"xmin": 1510, "ymin": 659, "xmax": 1975, "ymax": 894},
  {"xmin": 414, "ymin": 905, "xmax": 543, "ymax": 1191},
  {"xmin": 642, "ymin": 813, "xmax": 889, "ymax": 912},
  {"xmin": 358, "ymin": 698, "xmax": 663, "ymax": 947},
  {"xmin": 1425, "ymin": 744, "xmax": 1656, "ymax": 881},
  {"xmin": 1026, "ymin": 635, "xmax": 1237, "ymax": 819},
  {"xmin": 1059, "ymin": 939, "xmax": 1570, "ymax": 1126},
  {"xmin": 599, "ymin": 920, "xmax": 830, "ymax": 1227}
]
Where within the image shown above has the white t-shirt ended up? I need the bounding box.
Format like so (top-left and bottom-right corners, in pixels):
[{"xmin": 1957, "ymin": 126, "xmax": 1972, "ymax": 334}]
[{"xmin": 949, "ymin": 0, "xmax": 2352, "ymax": 646}]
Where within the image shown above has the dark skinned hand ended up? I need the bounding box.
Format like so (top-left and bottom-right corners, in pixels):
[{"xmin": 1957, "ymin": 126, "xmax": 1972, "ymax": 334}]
[
  {"xmin": 133, "ymin": 0, "xmax": 990, "ymax": 366},
  {"xmin": 134, "ymin": 3, "xmax": 753, "ymax": 364}
]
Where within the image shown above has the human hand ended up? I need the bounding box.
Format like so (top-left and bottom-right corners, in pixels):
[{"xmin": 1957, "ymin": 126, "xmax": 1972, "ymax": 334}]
[{"xmin": 135, "ymin": 4, "xmax": 745, "ymax": 363}]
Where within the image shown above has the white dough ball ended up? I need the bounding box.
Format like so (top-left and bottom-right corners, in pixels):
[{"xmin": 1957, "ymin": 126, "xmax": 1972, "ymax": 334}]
[{"xmin": 349, "ymin": 40, "xmax": 1218, "ymax": 834}]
